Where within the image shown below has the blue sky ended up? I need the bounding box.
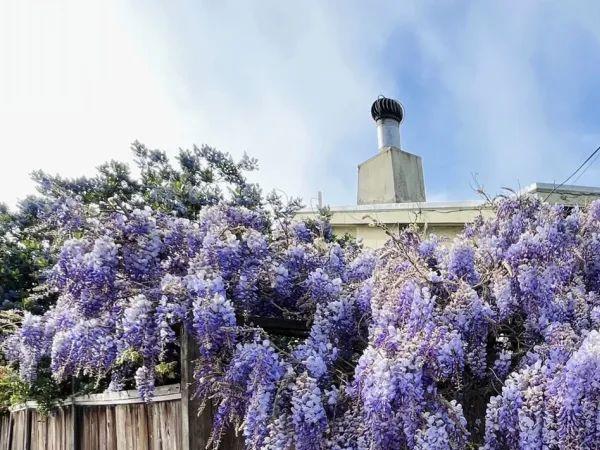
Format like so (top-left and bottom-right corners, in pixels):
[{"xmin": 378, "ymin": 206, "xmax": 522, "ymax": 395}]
[{"xmin": 1, "ymin": 1, "xmax": 600, "ymax": 208}]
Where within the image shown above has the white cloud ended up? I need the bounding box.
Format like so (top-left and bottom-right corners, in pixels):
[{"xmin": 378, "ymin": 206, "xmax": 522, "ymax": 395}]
[
  {"xmin": 0, "ymin": 0, "xmax": 411, "ymax": 208},
  {"xmin": 1, "ymin": 1, "xmax": 600, "ymax": 208},
  {"xmin": 0, "ymin": 0, "xmax": 192, "ymax": 206}
]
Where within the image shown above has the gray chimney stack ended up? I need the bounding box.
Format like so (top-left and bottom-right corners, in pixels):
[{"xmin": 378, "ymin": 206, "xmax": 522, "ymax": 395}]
[{"xmin": 357, "ymin": 97, "xmax": 426, "ymax": 204}]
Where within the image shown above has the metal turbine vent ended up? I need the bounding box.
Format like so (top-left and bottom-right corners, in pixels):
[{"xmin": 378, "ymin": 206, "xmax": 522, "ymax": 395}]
[{"xmin": 371, "ymin": 96, "xmax": 404, "ymax": 123}]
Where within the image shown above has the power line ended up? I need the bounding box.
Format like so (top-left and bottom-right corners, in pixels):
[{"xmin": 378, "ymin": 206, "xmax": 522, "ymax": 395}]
[
  {"xmin": 545, "ymin": 144, "xmax": 600, "ymax": 201},
  {"xmin": 572, "ymin": 148, "xmax": 600, "ymax": 184}
]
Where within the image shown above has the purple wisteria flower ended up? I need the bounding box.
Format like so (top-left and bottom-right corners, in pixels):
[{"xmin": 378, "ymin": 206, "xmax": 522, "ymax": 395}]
[{"xmin": 7, "ymin": 192, "xmax": 600, "ymax": 449}]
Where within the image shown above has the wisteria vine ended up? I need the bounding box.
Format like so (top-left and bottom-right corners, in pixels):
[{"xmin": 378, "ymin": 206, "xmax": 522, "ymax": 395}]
[{"xmin": 4, "ymin": 191, "xmax": 600, "ymax": 449}]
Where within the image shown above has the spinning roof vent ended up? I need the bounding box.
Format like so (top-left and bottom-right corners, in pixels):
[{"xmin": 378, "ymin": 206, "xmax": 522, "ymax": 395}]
[{"xmin": 371, "ymin": 96, "xmax": 404, "ymax": 151}]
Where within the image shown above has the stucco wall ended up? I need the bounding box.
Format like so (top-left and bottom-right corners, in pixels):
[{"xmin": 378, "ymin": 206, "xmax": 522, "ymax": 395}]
[{"xmin": 298, "ymin": 184, "xmax": 600, "ymax": 249}]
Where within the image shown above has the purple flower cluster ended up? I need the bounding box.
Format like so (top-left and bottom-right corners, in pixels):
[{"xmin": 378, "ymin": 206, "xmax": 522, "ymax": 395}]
[
  {"xmin": 7, "ymin": 192, "xmax": 600, "ymax": 449},
  {"xmin": 484, "ymin": 328, "xmax": 600, "ymax": 449},
  {"xmin": 4, "ymin": 313, "xmax": 49, "ymax": 382},
  {"xmin": 348, "ymin": 197, "xmax": 600, "ymax": 448},
  {"xmin": 210, "ymin": 339, "xmax": 285, "ymax": 449},
  {"xmin": 291, "ymin": 372, "xmax": 327, "ymax": 450}
]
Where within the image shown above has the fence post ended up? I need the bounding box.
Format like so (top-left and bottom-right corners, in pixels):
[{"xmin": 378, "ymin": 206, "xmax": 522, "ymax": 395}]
[
  {"xmin": 7, "ymin": 410, "xmax": 14, "ymax": 450},
  {"xmin": 70, "ymin": 403, "xmax": 78, "ymax": 450},
  {"xmin": 71, "ymin": 379, "xmax": 79, "ymax": 450},
  {"xmin": 24, "ymin": 408, "xmax": 31, "ymax": 450},
  {"xmin": 180, "ymin": 328, "xmax": 213, "ymax": 450}
]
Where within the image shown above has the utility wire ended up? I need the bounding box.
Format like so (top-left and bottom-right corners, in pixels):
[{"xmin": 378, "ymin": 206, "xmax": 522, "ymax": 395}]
[
  {"xmin": 544, "ymin": 144, "xmax": 600, "ymax": 201},
  {"xmin": 572, "ymin": 148, "xmax": 600, "ymax": 184}
]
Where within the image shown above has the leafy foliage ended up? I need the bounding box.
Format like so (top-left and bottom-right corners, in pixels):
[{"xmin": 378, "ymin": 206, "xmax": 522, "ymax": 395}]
[
  {"xmin": 0, "ymin": 142, "xmax": 260, "ymax": 312},
  {"xmin": 0, "ymin": 203, "xmax": 50, "ymax": 312}
]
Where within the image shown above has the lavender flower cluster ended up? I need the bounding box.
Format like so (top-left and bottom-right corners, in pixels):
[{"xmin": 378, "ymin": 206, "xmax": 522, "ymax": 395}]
[
  {"xmin": 5, "ymin": 193, "xmax": 600, "ymax": 449},
  {"xmin": 2, "ymin": 193, "xmax": 374, "ymax": 448},
  {"xmin": 345, "ymin": 197, "xmax": 600, "ymax": 449}
]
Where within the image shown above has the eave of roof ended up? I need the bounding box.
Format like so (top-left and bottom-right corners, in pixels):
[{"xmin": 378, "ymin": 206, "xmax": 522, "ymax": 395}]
[{"xmin": 296, "ymin": 183, "xmax": 600, "ymax": 226}]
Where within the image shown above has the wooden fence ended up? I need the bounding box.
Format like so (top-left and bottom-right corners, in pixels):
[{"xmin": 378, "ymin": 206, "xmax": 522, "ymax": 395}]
[
  {"xmin": 1, "ymin": 384, "xmax": 181, "ymax": 450},
  {"xmin": 1, "ymin": 384, "xmax": 247, "ymax": 450},
  {"xmin": 0, "ymin": 330, "xmax": 247, "ymax": 450},
  {"xmin": 0, "ymin": 320, "xmax": 307, "ymax": 450}
]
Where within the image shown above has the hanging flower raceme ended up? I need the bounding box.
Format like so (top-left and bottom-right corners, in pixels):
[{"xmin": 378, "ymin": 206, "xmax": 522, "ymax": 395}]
[
  {"xmin": 208, "ymin": 339, "xmax": 286, "ymax": 449},
  {"xmin": 3, "ymin": 313, "xmax": 50, "ymax": 382}
]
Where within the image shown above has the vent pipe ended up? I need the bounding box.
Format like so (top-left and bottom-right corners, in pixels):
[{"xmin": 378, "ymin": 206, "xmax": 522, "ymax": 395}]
[{"xmin": 371, "ymin": 96, "xmax": 404, "ymax": 150}]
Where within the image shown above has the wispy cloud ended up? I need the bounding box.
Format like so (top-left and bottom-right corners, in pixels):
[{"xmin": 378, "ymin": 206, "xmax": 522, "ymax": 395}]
[
  {"xmin": 400, "ymin": 2, "xmax": 600, "ymax": 195},
  {"xmin": 1, "ymin": 1, "xmax": 600, "ymax": 208}
]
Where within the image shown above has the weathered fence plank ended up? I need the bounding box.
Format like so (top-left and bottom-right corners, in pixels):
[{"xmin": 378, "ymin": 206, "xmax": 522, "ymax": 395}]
[
  {"xmin": 106, "ymin": 406, "xmax": 117, "ymax": 450},
  {"xmin": 0, "ymin": 415, "xmax": 10, "ymax": 450},
  {"xmin": 10, "ymin": 409, "xmax": 28, "ymax": 450}
]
